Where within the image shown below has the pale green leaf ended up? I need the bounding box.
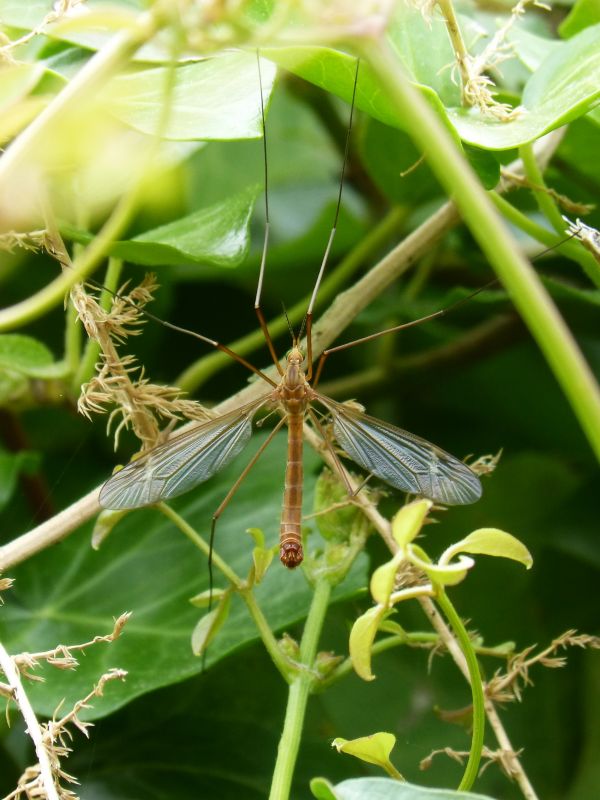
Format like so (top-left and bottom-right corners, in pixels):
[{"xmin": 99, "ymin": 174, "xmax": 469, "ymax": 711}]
[
  {"xmin": 108, "ymin": 52, "xmax": 277, "ymax": 141},
  {"xmin": 252, "ymin": 546, "xmax": 274, "ymax": 584},
  {"xmin": 316, "ymin": 777, "xmax": 499, "ymax": 799},
  {"xmin": 441, "ymin": 528, "xmax": 533, "ymax": 569},
  {"xmin": 332, "ymin": 732, "xmax": 402, "ymax": 778},
  {"xmin": 408, "ymin": 546, "xmax": 473, "ymax": 587},
  {"xmin": 349, "ymin": 605, "xmax": 385, "ymax": 681},
  {"xmin": 191, "ymin": 591, "xmax": 232, "ymax": 656},
  {"xmin": 189, "ymin": 588, "xmax": 227, "ymax": 608},
  {"xmin": 449, "ymin": 25, "xmax": 600, "ymax": 149},
  {"xmin": 391, "ymin": 499, "xmax": 432, "ymax": 547},
  {"xmin": 0, "ymin": 334, "xmax": 64, "ymax": 378},
  {"xmin": 370, "ymin": 552, "xmax": 405, "ymax": 605}
]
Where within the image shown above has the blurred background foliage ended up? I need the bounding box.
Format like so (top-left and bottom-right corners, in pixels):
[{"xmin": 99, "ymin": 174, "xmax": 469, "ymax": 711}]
[{"xmin": 0, "ymin": 1, "xmax": 599, "ymax": 799}]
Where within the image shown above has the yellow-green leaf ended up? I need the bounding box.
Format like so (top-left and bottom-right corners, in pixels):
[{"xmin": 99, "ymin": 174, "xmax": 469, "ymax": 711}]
[
  {"xmin": 349, "ymin": 605, "xmax": 385, "ymax": 681},
  {"xmin": 370, "ymin": 551, "xmax": 404, "ymax": 605},
  {"xmin": 441, "ymin": 528, "xmax": 533, "ymax": 569},
  {"xmin": 91, "ymin": 509, "xmax": 128, "ymax": 550},
  {"xmin": 332, "ymin": 732, "xmax": 403, "ymax": 779},
  {"xmin": 191, "ymin": 591, "xmax": 231, "ymax": 656},
  {"xmin": 189, "ymin": 588, "xmax": 227, "ymax": 608},
  {"xmin": 391, "ymin": 499, "xmax": 432, "ymax": 547},
  {"xmin": 408, "ymin": 545, "xmax": 473, "ymax": 586},
  {"xmin": 252, "ymin": 546, "xmax": 274, "ymax": 583}
]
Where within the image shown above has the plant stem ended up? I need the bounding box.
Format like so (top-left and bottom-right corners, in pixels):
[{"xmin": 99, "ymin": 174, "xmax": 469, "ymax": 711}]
[
  {"xmin": 0, "ymin": 14, "xmax": 164, "ymax": 332},
  {"xmin": 0, "ymin": 641, "xmax": 60, "ymax": 800},
  {"xmin": 176, "ymin": 206, "xmax": 406, "ymax": 393},
  {"xmin": 157, "ymin": 504, "xmax": 291, "ymax": 678},
  {"xmin": 435, "ymin": 588, "xmax": 485, "ymax": 791},
  {"xmin": 519, "ymin": 143, "xmax": 565, "ymax": 233},
  {"xmin": 491, "ymin": 192, "xmax": 600, "ymax": 287},
  {"xmin": 360, "ymin": 38, "xmax": 600, "ymax": 462},
  {"xmin": 269, "ymin": 578, "xmax": 331, "ymax": 800}
]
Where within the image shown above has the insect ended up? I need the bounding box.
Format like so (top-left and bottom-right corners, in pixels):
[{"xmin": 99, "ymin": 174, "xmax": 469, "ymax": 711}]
[{"xmin": 99, "ymin": 57, "xmax": 482, "ymax": 567}]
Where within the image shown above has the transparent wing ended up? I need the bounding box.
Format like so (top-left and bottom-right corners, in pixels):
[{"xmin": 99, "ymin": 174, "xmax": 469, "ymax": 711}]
[
  {"xmin": 316, "ymin": 395, "xmax": 481, "ymax": 506},
  {"xmin": 99, "ymin": 395, "xmax": 271, "ymax": 510}
]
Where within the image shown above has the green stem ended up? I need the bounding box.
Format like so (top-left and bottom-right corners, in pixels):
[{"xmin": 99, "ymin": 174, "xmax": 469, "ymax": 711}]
[
  {"xmin": 176, "ymin": 206, "xmax": 406, "ymax": 393},
  {"xmin": 435, "ymin": 588, "xmax": 485, "ymax": 792},
  {"xmin": 72, "ymin": 258, "xmax": 123, "ymax": 392},
  {"xmin": 0, "ymin": 15, "xmax": 166, "ymax": 332},
  {"xmin": 360, "ymin": 39, "xmax": 600, "ymax": 462},
  {"xmin": 269, "ymin": 578, "xmax": 331, "ymax": 800},
  {"xmin": 156, "ymin": 503, "xmax": 290, "ymax": 679},
  {"xmin": 491, "ymin": 192, "xmax": 600, "ymax": 288},
  {"xmin": 519, "ymin": 143, "xmax": 565, "ymax": 233},
  {"xmin": 157, "ymin": 503, "xmax": 241, "ymax": 586}
]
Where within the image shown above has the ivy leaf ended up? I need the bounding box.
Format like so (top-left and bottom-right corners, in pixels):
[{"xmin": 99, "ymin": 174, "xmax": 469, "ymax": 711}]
[
  {"xmin": 311, "ymin": 777, "xmax": 499, "ymax": 799},
  {"xmin": 108, "ymin": 52, "xmax": 277, "ymax": 141},
  {"xmin": 0, "ymin": 334, "xmax": 64, "ymax": 378},
  {"xmin": 64, "ymin": 188, "xmax": 257, "ymax": 269}
]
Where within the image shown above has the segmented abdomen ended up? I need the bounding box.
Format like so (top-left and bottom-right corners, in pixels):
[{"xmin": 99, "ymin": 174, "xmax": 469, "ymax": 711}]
[{"xmin": 280, "ymin": 411, "xmax": 304, "ymax": 568}]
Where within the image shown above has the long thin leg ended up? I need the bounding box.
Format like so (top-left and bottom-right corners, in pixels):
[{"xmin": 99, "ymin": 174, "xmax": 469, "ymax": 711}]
[
  {"xmin": 308, "ymin": 409, "xmax": 353, "ymax": 497},
  {"xmin": 311, "ymin": 279, "xmax": 499, "ymax": 388},
  {"xmin": 254, "ymin": 51, "xmax": 284, "ymax": 375},
  {"xmin": 208, "ymin": 415, "xmax": 287, "ymax": 594},
  {"xmin": 305, "ymin": 60, "xmax": 360, "ymax": 380}
]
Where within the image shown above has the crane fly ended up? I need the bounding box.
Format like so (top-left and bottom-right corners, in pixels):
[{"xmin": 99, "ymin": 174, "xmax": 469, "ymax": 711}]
[{"xmin": 99, "ymin": 56, "xmax": 482, "ymax": 568}]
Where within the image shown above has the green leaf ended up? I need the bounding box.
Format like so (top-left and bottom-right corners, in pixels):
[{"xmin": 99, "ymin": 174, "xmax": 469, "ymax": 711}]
[
  {"xmin": 263, "ymin": 46, "xmax": 460, "ymax": 145},
  {"xmin": 64, "ymin": 188, "xmax": 257, "ymax": 268},
  {"xmin": 252, "ymin": 544, "xmax": 274, "ymax": 584},
  {"xmin": 191, "ymin": 590, "xmax": 232, "ymax": 656},
  {"xmin": 108, "ymin": 53, "xmax": 277, "ymax": 141},
  {"xmin": 0, "ymin": 433, "xmax": 368, "ymax": 719},
  {"xmin": 310, "ymin": 778, "xmax": 338, "ymax": 800},
  {"xmin": 441, "ymin": 528, "xmax": 533, "ymax": 569},
  {"xmin": 188, "ymin": 588, "xmax": 227, "ymax": 608},
  {"xmin": 332, "ymin": 732, "xmax": 403, "ymax": 779},
  {"xmin": 349, "ymin": 605, "xmax": 385, "ymax": 681},
  {"xmin": 0, "ymin": 62, "xmax": 45, "ymax": 112},
  {"xmin": 91, "ymin": 508, "xmax": 129, "ymax": 550},
  {"xmin": 320, "ymin": 777, "xmax": 499, "ymax": 799},
  {"xmin": 407, "ymin": 545, "xmax": 473, "ymax": 587},
  {"xmin": 559, "ymin": 0, "xmax": 600, "ymax": 38},
  {"xmin": 0, "ymin": 449, "xmax": 38, "ymax": 510},
  {"xmin": 449, "ymin": 25, "xmax": 600, "ymax": 149},
  {"xmin": 0, "ymin": 334, "xmax": 63, "ymax": 378},
  {"xmin": 391, "ymin": 499, "xmax": 432, "ymax": 548},
  {"xmin": 370, "ymin": 552, "xmax": 404, "ymax": 605}
]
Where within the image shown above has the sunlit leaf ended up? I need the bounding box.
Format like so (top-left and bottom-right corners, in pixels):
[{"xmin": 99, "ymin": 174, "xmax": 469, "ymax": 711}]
[
  {"xmin": 440, "ymin": 528, "xmax": 533, "ymax": 569},
  {"xmin": 108, "ymin": 53, "xmax": 277, "ymax": 141},
  {"xmin": 391, "ymin": 499, "xmax": 432, "ymax": 548},
  {"xmin": 332, "ymin": 732, "xmax": 403, "ymax": 778}
]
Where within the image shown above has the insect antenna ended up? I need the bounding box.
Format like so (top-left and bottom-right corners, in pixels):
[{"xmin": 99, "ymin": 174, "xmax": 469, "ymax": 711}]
[{"xmin": 281, "ymin": 301, "xmax": 295, "ymax": 343}]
